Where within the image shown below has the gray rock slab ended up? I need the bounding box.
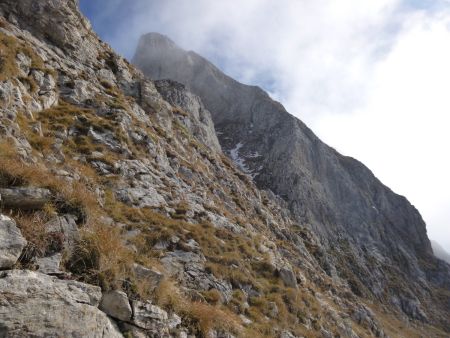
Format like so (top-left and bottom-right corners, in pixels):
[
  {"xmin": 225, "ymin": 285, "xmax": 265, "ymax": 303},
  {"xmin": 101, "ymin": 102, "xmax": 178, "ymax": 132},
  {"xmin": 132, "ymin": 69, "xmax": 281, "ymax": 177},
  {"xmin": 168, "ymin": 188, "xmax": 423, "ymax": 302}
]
[
  {"xmin": 0, "ymin": 270, "xmax": 123, "ymax": 337},
  {"xmin": 0, "ymin": 214, "xmax": 27, "ymax": 269}
]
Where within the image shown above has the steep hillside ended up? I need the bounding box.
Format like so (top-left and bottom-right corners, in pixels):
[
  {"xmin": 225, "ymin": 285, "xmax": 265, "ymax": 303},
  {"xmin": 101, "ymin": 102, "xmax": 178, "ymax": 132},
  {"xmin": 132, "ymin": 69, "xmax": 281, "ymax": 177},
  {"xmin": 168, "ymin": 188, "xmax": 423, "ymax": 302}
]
[
  {"xmin": 134, "ymin": 33, "xmax": 450, "ymax": 333},
  {"xmin": 0, "ymin": 1, "xmax": 448, "ymax": 337}
]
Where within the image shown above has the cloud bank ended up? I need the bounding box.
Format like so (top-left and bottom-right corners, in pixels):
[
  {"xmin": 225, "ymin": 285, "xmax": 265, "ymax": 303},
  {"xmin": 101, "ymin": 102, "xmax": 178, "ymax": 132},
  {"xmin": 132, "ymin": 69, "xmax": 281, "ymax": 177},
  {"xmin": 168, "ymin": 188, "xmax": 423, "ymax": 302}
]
[{"xmin": 80, "ymin": 0, "xmax": 450, "ymax": 251}]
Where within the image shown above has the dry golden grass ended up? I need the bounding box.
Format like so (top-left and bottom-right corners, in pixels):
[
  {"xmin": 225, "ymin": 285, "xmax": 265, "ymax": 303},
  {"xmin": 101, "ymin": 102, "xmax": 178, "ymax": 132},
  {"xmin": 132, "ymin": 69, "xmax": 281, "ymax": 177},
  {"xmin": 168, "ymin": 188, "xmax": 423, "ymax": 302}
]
[
  {"xmin": 154, "ymin": 279, "xmax": 241, "ymax": 336},
  {"xmin": 0, "ymin": 140, "xmax": 99, "ymax": 219},
  {"xmin": 202, "ymin": 288, "xmax": 222, "ymax": 305},
  {"xmin": 103, "ymin": 197, "xmax": 330, "ymax": 337},
  {"xmin": 0, "ymin": 31, "xmax": 44, "ymax": 82},
  {"xmin": 187, "ymin": 301, "xmax": 241, "ymax": 335},
  {"xmin": 13, "ymin": 210, "xmax": 62, "ymax": 264},
  {"xmin": 28, "ymin": 100, "xmax": 128, "ymax": 160},
  {"xmin": 70, "ymin": 221, "xmax": 134, "ymax": 290}
]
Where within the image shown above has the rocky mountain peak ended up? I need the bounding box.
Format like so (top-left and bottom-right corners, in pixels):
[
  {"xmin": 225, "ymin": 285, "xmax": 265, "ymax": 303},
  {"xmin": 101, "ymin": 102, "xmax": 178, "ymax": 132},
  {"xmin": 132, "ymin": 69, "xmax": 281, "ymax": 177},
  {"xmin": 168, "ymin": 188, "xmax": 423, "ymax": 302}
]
[{"xmin": 138, "ymin": 32, "xmax": 178, "ymax": 50}]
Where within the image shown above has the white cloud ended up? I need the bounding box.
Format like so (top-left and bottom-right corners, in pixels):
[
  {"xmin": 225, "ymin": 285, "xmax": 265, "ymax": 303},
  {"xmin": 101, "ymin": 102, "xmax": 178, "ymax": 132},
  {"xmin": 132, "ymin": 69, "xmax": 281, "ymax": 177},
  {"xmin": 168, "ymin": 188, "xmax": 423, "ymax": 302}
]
[
  {"xmin": 91, "ymin": 0, "xmax": 450, "ymax": 251},
  {"xmin": 313, "ymin": 9, "xmax": 450, "ymax": 250}
]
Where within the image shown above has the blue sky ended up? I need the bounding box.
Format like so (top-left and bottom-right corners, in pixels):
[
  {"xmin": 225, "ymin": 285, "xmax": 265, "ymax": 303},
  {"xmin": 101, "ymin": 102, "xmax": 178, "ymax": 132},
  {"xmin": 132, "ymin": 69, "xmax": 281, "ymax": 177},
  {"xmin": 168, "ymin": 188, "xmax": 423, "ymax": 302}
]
[
  {"xmin": 80, "ymin": 1, "xmax": 138, "ymax": 58},
  {"xmin": 79, "ymin": 0, "xmax": 450, "ymax": 252}
]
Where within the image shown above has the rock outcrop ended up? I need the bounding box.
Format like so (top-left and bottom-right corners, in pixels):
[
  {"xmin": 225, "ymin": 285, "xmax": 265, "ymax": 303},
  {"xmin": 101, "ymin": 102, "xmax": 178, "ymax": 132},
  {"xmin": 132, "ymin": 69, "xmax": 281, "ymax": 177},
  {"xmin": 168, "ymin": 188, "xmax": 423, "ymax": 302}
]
[{"xmin": 0, "ymin": 270, "xmax": 123, "ymax": 338}]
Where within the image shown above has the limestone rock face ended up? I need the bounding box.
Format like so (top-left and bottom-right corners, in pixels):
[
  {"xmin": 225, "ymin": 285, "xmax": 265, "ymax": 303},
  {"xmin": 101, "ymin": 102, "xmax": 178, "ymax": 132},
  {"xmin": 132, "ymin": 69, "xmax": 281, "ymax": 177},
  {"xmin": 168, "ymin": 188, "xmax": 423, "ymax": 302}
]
[
  {"xmin": 0, "ymin": 270, "xmax": 123, "ymax": 338},
  {"xmin": 0, "ymin": 214, "xmax": 27, "ymax": 268},
  {"xmin": 45, "ymin": 214, "xmax": 80, "ymax": 250},
  {"xmin": 278, "ymin": 264, "xmax": 298, "ymax": 289},
  {"xmin": 133, "ymin": 33, "xmax": 431, "ymax": 258}
]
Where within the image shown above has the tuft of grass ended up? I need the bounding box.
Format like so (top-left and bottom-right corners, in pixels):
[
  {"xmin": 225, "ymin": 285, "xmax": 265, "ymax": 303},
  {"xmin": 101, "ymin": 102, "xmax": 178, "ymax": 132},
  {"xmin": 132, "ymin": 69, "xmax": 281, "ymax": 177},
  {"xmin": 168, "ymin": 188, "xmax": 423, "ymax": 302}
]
[
  {"xmin": 68, "ymin": 221, "xmax": 134, "ymax": 291},
  {"xmin": 14, "ymin": 209, "xmax": 63, "ymax": 265},
  {"xmin": 202, "ymin": 288, "xmax": 222, "ymax": 305}
]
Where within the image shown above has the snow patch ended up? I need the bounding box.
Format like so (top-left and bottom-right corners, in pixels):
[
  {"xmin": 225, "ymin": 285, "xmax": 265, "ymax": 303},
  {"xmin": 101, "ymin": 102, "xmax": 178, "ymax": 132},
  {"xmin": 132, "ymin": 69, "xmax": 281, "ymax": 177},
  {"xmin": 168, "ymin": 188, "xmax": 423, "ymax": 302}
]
[
  {"xmin": 230, "ymin": 142, "xmax": 249, "ymax": 173},
  {"xmin": 229, "ymin": 142, "xmax": 264, "ymax": 179}
]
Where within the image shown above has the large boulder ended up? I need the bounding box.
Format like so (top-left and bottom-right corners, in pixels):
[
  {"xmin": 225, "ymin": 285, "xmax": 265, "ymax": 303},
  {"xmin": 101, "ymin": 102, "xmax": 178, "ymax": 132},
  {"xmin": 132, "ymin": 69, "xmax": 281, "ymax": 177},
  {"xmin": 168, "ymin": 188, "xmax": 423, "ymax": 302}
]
[
  {"xmin": 131, "ymin": 300, "xmax": 169, "ymax": 331},
  {"xmin": 0, "ymin": 270, "xmax": 123, "ymax": 338},
  {"xmin": 0, "ymin": 214, "xmax": 27, "ymax": 269}
]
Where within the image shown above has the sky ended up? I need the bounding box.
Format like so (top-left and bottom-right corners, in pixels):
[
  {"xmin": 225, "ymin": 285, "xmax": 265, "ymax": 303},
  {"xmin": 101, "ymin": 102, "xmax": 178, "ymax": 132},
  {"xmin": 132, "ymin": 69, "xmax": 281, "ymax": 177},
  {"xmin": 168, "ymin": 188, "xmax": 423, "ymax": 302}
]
[{"xmin": 80, "ymin": 0, "xmax": 450, "ymax": 252}]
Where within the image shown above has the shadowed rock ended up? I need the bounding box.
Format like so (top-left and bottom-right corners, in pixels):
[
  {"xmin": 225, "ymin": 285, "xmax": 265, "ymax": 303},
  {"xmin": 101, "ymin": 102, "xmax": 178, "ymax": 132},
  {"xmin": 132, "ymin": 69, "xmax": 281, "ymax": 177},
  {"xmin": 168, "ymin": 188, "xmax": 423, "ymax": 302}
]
[{"xmin": 0, "ymin": 187, "xmax": 52, "ymax": 210}]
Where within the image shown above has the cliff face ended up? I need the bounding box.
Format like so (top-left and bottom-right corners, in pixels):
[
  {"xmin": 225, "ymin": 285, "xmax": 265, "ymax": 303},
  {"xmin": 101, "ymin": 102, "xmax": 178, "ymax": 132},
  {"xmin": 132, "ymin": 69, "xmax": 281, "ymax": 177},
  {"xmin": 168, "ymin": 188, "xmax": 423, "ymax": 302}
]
[
  {"xmin": 0, "ymin": 1, "xmax": 448, "ymax": 337},
  {"xmin": 134, "ymin": 33, "xmax": 450, "ymax": 329}
]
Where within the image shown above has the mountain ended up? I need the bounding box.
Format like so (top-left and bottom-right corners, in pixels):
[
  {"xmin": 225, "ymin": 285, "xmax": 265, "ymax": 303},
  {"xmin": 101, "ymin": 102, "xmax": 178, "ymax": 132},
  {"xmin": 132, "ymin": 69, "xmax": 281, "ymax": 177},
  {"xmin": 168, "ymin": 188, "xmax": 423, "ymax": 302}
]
[
  {"xmin": 134, "ymin": 33, "xmax": 450, "ymax": 331},
  {"xmin": 0, "ymin": 0, "xmax": 448, "ymax": 337},
  {"xmin": 431, "ymin": 240, "xmax": 450, "ymax": 264}
]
